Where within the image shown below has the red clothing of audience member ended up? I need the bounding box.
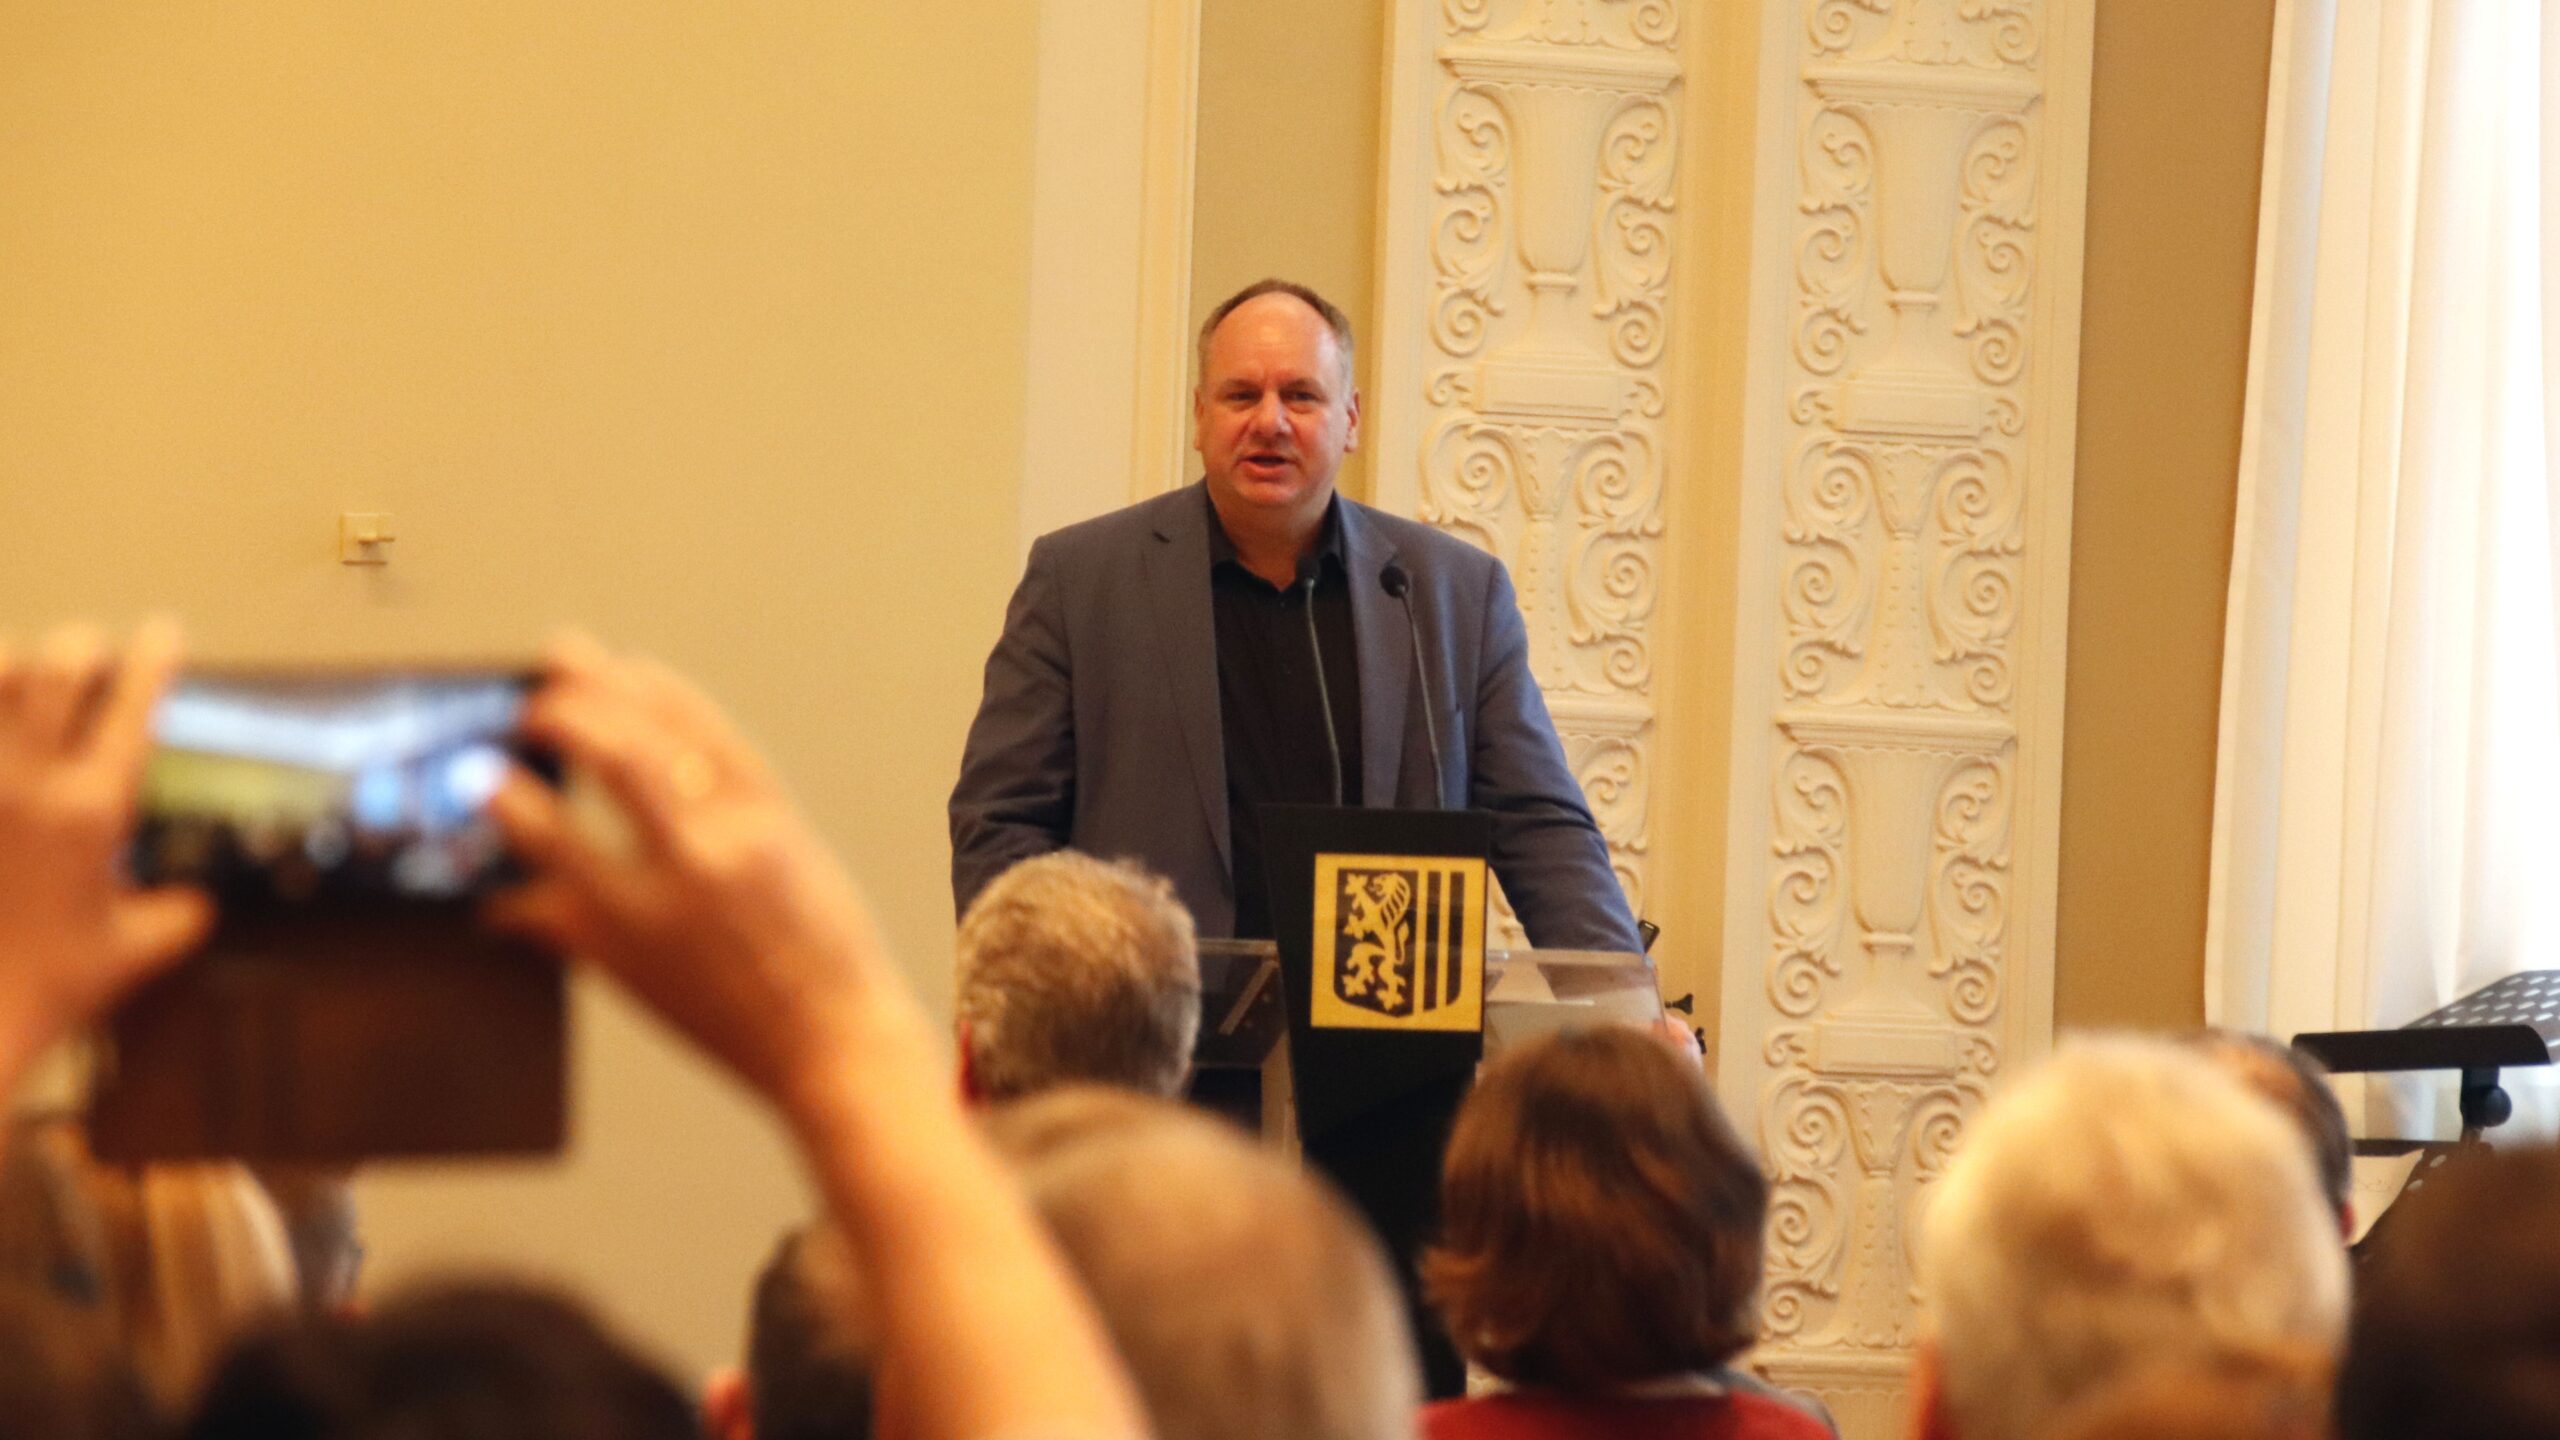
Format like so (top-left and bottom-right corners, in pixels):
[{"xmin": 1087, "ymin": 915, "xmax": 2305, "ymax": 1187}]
[{"xmin": 1427, "ymin": 1389, "xmax": 1832, "ymax": 1440}]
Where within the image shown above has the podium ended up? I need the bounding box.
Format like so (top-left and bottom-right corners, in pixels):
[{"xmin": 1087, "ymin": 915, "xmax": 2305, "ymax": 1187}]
[
  {"xmin": 1191, "ymin": 801, "xmax": 1657, "ymax": 1397},
  {"xmin": 1191, "ymin": 937, "xmax": 1660, "ymax": 1398},
  {"xmin": 1194, "ymin": 801, "xmax": 1658, "ymax": 1396}
]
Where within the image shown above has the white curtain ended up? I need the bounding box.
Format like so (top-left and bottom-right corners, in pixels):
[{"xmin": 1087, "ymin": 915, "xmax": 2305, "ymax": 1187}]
[{"xmin": 2207, "ymin": 0, "xmax": 2560, "ymax": 1134}]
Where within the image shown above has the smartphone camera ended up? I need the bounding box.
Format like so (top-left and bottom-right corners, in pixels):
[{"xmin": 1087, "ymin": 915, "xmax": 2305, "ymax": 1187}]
[
  {"xmin": 95, "ymin": 667, "xmax": 567, "ymax": 1163},
  {"xmin": 130, "ymin": 671, "xmax": 543, "ymax": 905}
]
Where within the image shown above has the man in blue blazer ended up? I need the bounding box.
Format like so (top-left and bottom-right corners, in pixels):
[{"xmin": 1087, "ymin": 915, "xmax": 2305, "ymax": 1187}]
[{"xmin": 950, "ymin": 280, "xmax": 1640, "ymax": 954}]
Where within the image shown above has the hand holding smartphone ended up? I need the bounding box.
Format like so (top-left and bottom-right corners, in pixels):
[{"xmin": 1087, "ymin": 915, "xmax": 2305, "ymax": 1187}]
[{"xmin": 92, "ymin": 666, "xmax": 567, "ymax": 1164}]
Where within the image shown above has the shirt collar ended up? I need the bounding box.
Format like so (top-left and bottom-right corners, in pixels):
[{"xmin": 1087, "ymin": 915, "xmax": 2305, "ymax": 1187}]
[{"xmin": 1205, "ymin": 488, "xmax": 1347, "ymax": 578}]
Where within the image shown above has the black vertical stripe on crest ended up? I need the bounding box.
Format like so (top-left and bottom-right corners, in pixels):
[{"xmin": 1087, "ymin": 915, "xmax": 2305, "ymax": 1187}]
[
  {"xmin": 1419, "ymin": 869, "xmax": 1439, "ymax": 1016},
  {"xmin": 1432, "ymin": 868, "xmax": 1450, "ymax": 1012},
  {"xmin": 1447, "ymin": 869, "xmax": 1467, "ymax": 1007}
]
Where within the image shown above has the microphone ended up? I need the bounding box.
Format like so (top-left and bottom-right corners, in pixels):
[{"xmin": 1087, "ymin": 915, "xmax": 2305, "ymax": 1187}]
[
  {"xmin": 1297, "ymin": 553, "xmax": 1346, "ymax": 807},
  {"xmin": 1380, "ymin": 562, "xmax": 1450, "ymax": 808}
]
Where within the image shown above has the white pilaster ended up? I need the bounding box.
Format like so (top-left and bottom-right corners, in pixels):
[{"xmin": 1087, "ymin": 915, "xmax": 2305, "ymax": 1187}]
[
  {"xmin": 1718, "ymin": 2, "xmax": 2090, "ymax": 1433},
  {"xmin": 1372, "ymin": 0, "xmax": 1684, "ymax": 932}
]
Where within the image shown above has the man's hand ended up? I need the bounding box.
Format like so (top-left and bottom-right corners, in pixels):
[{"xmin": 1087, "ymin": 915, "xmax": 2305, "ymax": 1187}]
[
  {"xmin": 1651, "ymin": 1012, "xmax": 1706, "ymax": 1070},
  {"xmin": 0, "ymin": 621, "xmax": 213, "ymax": 1073},
  {"xmin": 486, "ymin": 635, "xmax": 920, "ymax": 1120}
]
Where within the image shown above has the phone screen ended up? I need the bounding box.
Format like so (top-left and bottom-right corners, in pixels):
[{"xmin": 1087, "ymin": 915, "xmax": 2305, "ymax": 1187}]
[{"xmin": 131, "ymin": 670, "xmax": 542, "ymax": 904}]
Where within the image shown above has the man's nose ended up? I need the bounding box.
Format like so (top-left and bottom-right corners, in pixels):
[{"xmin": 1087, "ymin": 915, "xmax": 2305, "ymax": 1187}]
[{"xmin": 1249, "ymin": 394, "xmax": 1289, "ymax": 434}]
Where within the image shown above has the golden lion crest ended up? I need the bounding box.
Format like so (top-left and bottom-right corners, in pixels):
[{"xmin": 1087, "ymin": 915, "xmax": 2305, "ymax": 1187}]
[{"xmin": 1336, "ymin": 871, "xmax": 1415, "ymax": 1014}]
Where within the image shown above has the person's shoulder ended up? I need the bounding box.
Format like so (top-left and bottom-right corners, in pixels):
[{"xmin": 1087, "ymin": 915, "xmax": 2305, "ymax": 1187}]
[
  {"xmin": 1342, "ymin": 497, "xmax": 1500, "ymax": 578},
  {"xmin": 1723, "ymin": 1390, "xmax": 1837, "ymax": 1440},
  {"xmin": 1421, "ymin": 1395, "xmax": 1528, "ymax": 1440},
  {"xmin": 1032, "ymin": 485, "xmax": 1200, "ymax": 559}
]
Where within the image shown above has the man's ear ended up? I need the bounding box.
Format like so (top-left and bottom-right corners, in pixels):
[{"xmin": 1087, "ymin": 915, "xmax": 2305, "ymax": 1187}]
[
  {"xmin": 1908, "ymin": 1341, "xmax": 1959, "ymax": 1440},
  {"xmin": 955, "ymin": 1018, "xmax": 982, "ymax": 1106},
  {"xmin": 702, "ymin": 1365, "xmax": 753, "ymax": 1440},
  {"xmin": 1344, "ymin": 388, "xmax": 1363, "ymax": 452}
]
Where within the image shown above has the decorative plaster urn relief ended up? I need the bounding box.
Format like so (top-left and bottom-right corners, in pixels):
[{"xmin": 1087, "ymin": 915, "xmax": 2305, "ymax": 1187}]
[
  {"xmin": 1395, "ymin": 2, "xmax": 1683, "ymax": 934},
  {"xmin": 1767, "ymin": 713, "xmax": 2006, "ymax": 1345},
  {"xmin": 1722, "ymin": 2, "xmax": 2087, "ymax": 1436},
  {"xmin": 1806, "ymin": 65, "xmax": 2035, "ymax": 439}
]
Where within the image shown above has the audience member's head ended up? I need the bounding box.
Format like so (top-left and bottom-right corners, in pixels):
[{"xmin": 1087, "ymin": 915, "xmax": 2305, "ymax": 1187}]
[
  {"xmin": 1914, "ymin": 1036, "xmax": 2348, "ymax": 1440},
  {"xmin": 986, "ymin": 1087, "xmax": 1418, "ymax": 1440},
  {"xmin": 0, "ymin": 1116, "xmax": 294, "ymax": 1412},
  {"xmin": 954, "ymin": 852, "xmax": 1200, "ymax": 1103},
  {"xmin": 0, "ymin": 1284, "xmax": 159, "ymax": 1440},
  {"xmin": 2182, "ymin": 1030, "xmax": 2355, "ymax": 1235},
  {"xmin": 703, "ymin": 1225, "xmax": 873, "ymax": 1440},
  {"xmin": 2044, "ymin": 1352, "xmax": 2332, "ymax": 1440},
  {"xmin": 2336, "ymin": 1141, "xmax": 2560, "ymax": 1440},
  {"xmin": 186, "ymin": 1280, "xmax": 697, "ymax": 1440},
  {"xmin": 1423, "ymin": 1025, "xmax": 1765, "ymax": 1392}
]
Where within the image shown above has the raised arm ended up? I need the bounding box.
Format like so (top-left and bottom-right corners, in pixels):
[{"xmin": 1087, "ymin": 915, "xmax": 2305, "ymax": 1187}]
[
  {"xmin": 949, "ymin": 539, "xmax": 1077, "ymax": 918},
  {"xmin": 488, "ymin": 637, "xmax": 1144, "ymax": 1440}
]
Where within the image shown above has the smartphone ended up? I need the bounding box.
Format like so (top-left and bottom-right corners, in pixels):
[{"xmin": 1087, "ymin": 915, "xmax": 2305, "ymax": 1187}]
[
  {"xmin": 130, "ymin": 669, "xmax": 545, "ymax": 905},
  {"xmin": 92, "ymin": 666, "xmax": 566, "ymax": 1165}
]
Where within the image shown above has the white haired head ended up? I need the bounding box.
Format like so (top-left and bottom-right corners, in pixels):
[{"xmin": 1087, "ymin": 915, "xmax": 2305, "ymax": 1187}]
[
  {"xmin": 1916, "ymin": 1035, "xmax": 2348, "ymax": 1440},
  {"xmin": 955, "ymin": 852, "xmax": 1200, "ymax": 1102}
]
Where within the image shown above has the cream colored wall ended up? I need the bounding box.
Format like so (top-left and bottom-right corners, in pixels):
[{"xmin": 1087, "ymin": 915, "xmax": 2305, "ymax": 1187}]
[
  {"xmin": 0, "ymin": 1, "xmax": 1038, "ymax": 1377},
  {"xmin": 1188, "ymin": 0, "xmax": 1386, "ymax": 499},
  {"xmin": 2054, "ymin": 0, "xmax": 2276, "ymax": 1034}
]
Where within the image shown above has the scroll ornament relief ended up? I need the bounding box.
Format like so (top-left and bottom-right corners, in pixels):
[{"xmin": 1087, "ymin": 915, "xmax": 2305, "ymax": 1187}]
[
  {"xmin": 1749, "ymin": 0, "xmax": 2048, "ymax": 1417},
  {"xmin": 1759, "ymin": 731, "xmax": 2008, "ymax": 1351},
  {"xmin": 1412, "ymin": 0, "xmax": 1680, "ymax": 935},
  {"xmin": 1808, "ymin": 0, "xmax": 2039, "ymax": 68},
  {"xmin": 1445, "ymin": 0, "xmax": 1679, "ymax": 51}
]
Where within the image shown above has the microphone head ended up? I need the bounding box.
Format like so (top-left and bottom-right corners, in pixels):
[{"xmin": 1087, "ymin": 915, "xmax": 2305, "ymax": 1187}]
[
  {"xmin": 1294, "ymin": 551, "xmax": 1326, "ymax": 590},
  {"xmin": 1379, "ymin": 563, "xmax": 1411, "ymax": 599}
]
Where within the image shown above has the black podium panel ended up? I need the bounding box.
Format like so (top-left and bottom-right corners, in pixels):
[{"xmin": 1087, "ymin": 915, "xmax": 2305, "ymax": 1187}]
[
  {"xmin": 1260, "ymin": 803, "xmax": 1492, "ymax": 1400},
  {"xmin": 1259, "ymin": 805, "xmax": 1493, "ymax": 1142}
]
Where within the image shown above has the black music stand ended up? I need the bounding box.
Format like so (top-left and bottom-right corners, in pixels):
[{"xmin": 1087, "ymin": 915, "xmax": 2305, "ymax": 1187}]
[{"xmin": 2296, "ymin": 971, "xmax": 2560, "ymax": 1143}]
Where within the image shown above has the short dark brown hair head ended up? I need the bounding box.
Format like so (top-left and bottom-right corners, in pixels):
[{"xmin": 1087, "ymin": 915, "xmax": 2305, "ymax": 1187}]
[
  {"xmin": 2183, "ymin": 1030, "xmax": 2353, "ymax": 1219},
  {"xmin": 1423, "ymin": 1027, "xmax": 1766, "ymax": 1390},
  {"xmin": 745, "ymin": 1228, "xmax": 872, "ymax": 1440},
  {"xmin": 186, "ymin": 1280, "xmax": 697, "ymax": 1440},
  {"xmin": 2337, "ymin": 1143, "xmax": 2560, "ymax": 1440}
]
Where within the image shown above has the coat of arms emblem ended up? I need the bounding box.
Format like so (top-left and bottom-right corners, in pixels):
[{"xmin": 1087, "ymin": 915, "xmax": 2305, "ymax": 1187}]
[{"xmin": 1310, "ymin": 854, "xmax": 1486, "ymax": 1032}]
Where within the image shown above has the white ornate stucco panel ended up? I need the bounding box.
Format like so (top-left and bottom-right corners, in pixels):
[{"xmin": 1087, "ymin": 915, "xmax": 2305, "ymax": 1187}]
[
  {"xmin": 1371, "ymin": 0, "xmax": 1681, "ymax": 941},
  {"xmin": 1719, "ymin": 2, "xmax": 2090, "ymax": 1435}
]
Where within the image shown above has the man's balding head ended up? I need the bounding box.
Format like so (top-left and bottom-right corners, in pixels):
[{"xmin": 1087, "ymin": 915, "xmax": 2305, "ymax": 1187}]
[{"xmin": 1196, "ymin": 280, "xmax": 1355, "ymax": 390}]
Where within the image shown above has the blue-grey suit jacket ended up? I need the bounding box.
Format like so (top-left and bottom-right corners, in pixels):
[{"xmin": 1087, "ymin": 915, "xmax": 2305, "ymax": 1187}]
[{"xmin": 949, "ymin": 482, "xmax": 1642, "ymax": 952}]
